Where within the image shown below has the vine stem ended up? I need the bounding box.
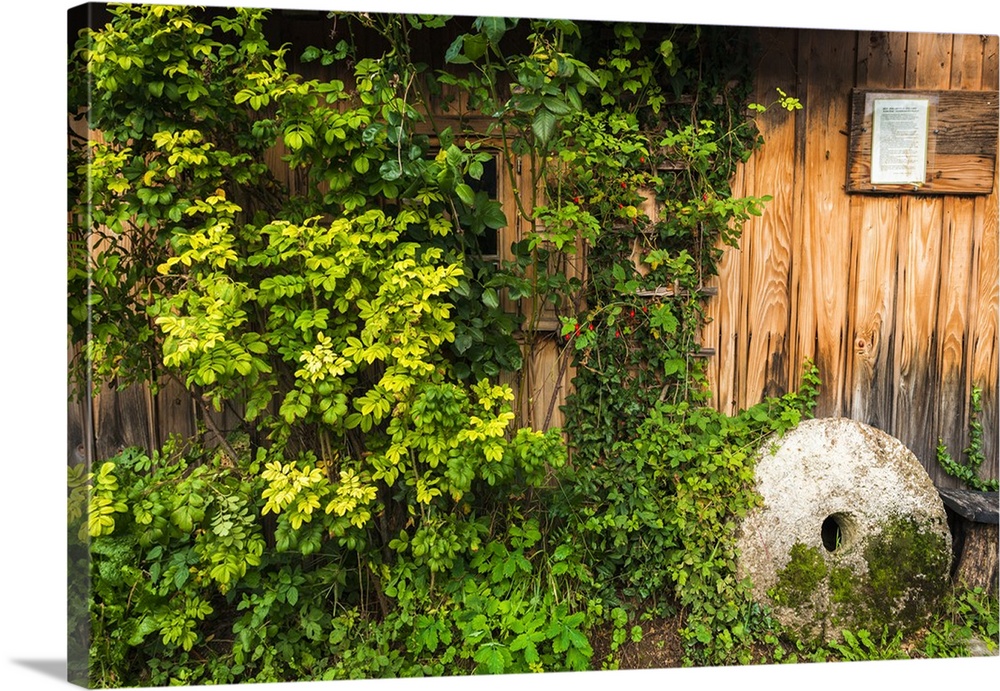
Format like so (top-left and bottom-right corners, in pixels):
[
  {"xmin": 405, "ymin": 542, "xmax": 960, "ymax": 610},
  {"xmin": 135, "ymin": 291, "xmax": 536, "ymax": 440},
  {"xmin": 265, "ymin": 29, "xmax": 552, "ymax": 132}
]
[{"xmin": 165, "ymin": 370, "xmax": 242, "ymax": 464}]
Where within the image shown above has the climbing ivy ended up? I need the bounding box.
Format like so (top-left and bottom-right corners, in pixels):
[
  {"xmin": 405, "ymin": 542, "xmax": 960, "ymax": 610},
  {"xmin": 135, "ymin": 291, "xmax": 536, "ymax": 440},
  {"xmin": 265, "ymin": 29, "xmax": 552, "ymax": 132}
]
[
  {"xmin": 550, "ymin": 25, "xmax": 797, "ymax": 464},
  {"xmin": 936, "ymin": 387, "xmax": 999, "ymax": 491}
]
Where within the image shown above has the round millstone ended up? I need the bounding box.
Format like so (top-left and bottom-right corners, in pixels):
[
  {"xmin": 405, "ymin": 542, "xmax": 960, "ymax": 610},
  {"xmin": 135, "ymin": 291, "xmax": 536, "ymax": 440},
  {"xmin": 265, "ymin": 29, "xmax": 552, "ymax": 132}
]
[{"xmin": 736, "ymin": 417, "xmax": 952, "ymax": 641}]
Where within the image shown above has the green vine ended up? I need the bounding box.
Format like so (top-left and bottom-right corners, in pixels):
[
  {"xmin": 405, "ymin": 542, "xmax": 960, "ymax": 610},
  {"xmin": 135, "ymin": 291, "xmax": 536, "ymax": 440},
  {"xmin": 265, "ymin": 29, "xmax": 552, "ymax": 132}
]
[
  {"xmin": 554, "ymin": 25, "xmax": 779, "ymax": 464},
  {"xmin": 553, "ymin": 360, "xmax": 821, "ymax": 665},
  {"xmin": 936, "ymin": 387, "xmax": 998, "ymax": 491}
]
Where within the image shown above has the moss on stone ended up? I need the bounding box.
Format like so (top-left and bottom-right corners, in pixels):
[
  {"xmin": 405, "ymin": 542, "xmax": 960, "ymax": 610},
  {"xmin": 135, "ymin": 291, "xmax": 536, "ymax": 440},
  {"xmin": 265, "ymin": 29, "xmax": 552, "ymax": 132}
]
[
  {"xmin": 829, "ymin": 565, "xmax": 856, "ymax": 605},
  {"xmin": 772, "ymin": 543, "xmax": 828, "ymax": 609},
  {"xmin": 766, "ymin": 515, "xmax": 951, "ymax": 642},
  {"xmin": 856, "ymin": 514, "xmax": 951, "ymax": 633},
  {"xmin": 780, "ymin": 515, "xmax": 951, "ymax": 640}
]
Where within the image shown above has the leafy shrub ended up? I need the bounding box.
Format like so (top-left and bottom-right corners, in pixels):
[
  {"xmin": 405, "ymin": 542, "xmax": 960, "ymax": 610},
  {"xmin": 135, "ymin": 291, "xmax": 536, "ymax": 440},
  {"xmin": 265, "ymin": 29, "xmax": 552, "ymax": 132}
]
[
  {"xmin": 74, "ymin": 435, "xmax": 598, "ymax": 685},
  {"xmin": 554, "ymin": 363, "xmax": 820, "ymax": 664}
]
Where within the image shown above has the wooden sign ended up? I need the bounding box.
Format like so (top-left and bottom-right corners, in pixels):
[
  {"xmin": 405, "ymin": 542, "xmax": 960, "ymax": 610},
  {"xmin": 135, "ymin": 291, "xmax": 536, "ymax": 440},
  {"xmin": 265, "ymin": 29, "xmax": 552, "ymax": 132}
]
[{"xmin": 847, "ymin": 89, "xmax": 998, "ymax": 195}]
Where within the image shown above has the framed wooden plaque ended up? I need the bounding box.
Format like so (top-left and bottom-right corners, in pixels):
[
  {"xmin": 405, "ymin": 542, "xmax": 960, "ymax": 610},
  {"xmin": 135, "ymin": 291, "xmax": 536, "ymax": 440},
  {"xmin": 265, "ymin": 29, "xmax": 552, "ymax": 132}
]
[{"xmin": 847, "ymin": 88, "xmax": 998, "ymax": 195}]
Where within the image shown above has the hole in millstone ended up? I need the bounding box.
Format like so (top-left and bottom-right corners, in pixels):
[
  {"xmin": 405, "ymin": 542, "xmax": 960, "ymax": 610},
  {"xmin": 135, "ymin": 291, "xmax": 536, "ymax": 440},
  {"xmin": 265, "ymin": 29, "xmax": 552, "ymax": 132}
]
[{"xmin": 822, "ymin": 515, "xmax": 844, "ymax": 552}]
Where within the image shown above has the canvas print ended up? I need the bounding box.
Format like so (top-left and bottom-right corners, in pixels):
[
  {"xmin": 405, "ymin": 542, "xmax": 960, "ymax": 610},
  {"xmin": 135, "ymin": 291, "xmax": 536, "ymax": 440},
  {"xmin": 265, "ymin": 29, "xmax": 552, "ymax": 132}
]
[{"xmin": 67, "ymin": 2, "xmax": 999, "ymax": 688}]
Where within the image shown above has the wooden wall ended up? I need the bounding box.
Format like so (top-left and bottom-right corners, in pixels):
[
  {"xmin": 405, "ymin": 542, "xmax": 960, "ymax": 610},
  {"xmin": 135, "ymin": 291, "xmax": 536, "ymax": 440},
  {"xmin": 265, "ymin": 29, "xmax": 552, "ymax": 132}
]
[
  {"xmin": 704, "ymin": 28, "xmax": 999, "ymax": 487},
  {"xmin": 69, "ymin": 17, "xmax": 998, "ymax": 489}
]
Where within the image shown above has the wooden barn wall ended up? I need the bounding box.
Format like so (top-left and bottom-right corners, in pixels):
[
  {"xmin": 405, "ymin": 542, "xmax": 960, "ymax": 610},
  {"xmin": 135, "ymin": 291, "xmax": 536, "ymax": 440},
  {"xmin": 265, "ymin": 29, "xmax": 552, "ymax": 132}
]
[
  {"xmin": 69, "ymin": 15, "xmax": 998, "ymax": 490},
  {"xmin": 704, "ymin": 28, "xmax": 999, "ymax": 486}
]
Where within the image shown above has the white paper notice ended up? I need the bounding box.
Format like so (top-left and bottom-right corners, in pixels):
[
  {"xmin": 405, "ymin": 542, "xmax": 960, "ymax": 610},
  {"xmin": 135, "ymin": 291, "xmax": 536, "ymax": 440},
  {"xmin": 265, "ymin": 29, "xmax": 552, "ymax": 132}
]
[{"xmin": 870, "ymin": 99, "xmax": 929, "ymax": 185}]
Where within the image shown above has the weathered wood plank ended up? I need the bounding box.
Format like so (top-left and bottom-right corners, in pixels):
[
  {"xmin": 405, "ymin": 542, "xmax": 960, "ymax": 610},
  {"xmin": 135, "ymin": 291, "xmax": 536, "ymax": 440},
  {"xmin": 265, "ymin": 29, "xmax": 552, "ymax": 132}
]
[
  {"xmin": 848, "ymin": 199, "xmax": 901, "ymax": 432},
  {"xmin": 933, "ymin": 199, "xmax": 976, "ymax": 485},
  {"xmin": 741, "ymin": 27, "xmax": 797, "ymax": 405},
  {"xmin": 968, "ymin": 164, "xmax": 999, "ymax": 482},
  {"xmin": 734, "ymin": 103, "xmax": 756, "ymax": 411},
  {"xmin": 984, "ymin": 34, "xmax": 999, "ymax": 88},
  {"xmin": 847, "ymin": 29, "xmax": 907, "ymax": 431},
  {"xmin": 704, "ymin": 231, "xmax": 741, "ymax": 416},
  {"xmin": 784, "ymin": 30, "xmax": 809, "ymax": 412},
  {"xmin": 938, "ymin": 488, "xmax": 1000, "ymax": 523},
  {"xmin": 905, "ymin": 33, "xmax": 953, "ymax": 89},
  {"xmin": 934, "ymin": 35, "xmax": 985, "ymax": 485},
  {"xmin": 972, "ymin": 33, "xmax": 1000, "ymax": 482},
  {"xmin": 91, "ymin": 383, "xmax": 154, "ymax": 461},
  {"xmin": 791, "ymin": 29, "xmax": 856, "ymax": 418},
  {"xmin": 858, "ymin": 31, "xmax": 908, "ymax": 87},
  {"xmin": 67, "ymin": 341, "xmax": 92, "ymax": 468},
  {"xmin": 950, "ymin": 33, "xmax": 987, "ymax": 88},
  {"xmin": 521, "ymin": 335, "xmax": 573, "ymax": 433},
  {"xmin": 705, "ymin": 124, "xmax": 748, "ymax": 416},
  {"xmin": 892, "ymin": 196, "xmax": 944, "ymax": 470},
  {"xmin": 155, "ymin": 377, "xmax": 197, "ymax": 449},
  {"xmin": 848, "ymin": 154, "xmax": 995, "ymax": 196}
]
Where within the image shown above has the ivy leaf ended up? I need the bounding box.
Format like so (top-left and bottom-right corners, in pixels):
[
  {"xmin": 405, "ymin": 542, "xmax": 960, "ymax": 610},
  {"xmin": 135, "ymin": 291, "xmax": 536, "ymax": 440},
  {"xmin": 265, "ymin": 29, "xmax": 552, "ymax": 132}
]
[
  {"xmin": 482, "ymin": 288, "xmax": 500, "ymax": 309},
  {"xmin": 379, "ymin": 160, "xmax": 403, "ymax": 182},
  {"xmin": 511, "ymin": 93, "xmax": 541, "ymax": 113},
  {"xmin": 543, "ymin": 96, "xmax": 572, "ymax": 116},
  {"xmin": 445, "ymin": 35, "xmax": 470, "ymax": 64},
  {"xmin": 455, "ymin": 182, "xmax": 475, "ymax": 206},
  {"xmin": 532, "ymin": 109, "xmax": 557, "ymax": 145},
  {"xmin": 462, "ymin": 34, "xmax": 489, "ymax": 61},
  {"xmin": 481, "ymin": 201, "xmax": 507, "ymax": 229},
  {"xmin": 474, "ymin": 16, "xmax": 508, "ymax": 44},
  {"xmin": 454, "ymin": 330, "xmax": 474, "ymax": 354}
]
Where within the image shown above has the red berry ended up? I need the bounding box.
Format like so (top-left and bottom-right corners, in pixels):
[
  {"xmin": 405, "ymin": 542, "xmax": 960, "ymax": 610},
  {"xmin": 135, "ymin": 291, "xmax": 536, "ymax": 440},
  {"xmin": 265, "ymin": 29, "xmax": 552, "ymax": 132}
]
[{"xmin": 588, "ymin": 324, "xmax": 594, "ymax": 331}]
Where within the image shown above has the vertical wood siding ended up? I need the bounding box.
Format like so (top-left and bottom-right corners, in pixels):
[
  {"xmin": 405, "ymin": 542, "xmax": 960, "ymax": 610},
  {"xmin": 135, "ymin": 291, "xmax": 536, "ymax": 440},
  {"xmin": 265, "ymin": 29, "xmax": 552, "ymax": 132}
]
[
  {"xmin": 69, "ymin": 20, "xmax": 997, "ymax": 488},
  {"xmin": 706, "ymin": 29, "xmax": 999, "ymax": 486}
]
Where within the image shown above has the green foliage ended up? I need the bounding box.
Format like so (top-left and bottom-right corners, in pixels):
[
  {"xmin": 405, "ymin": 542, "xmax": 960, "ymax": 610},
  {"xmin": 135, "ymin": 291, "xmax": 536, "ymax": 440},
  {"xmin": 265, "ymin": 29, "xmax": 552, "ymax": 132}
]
[
  {"xmin": 936, "ymin": 387, "xmax": 999, "ymax": 491},
  {"xmin": 921, "ymin": 587, "xmax": 999, "ymax": 658},
  {"xmin": 555, "ymin": 27, "xmax": 777, "ymax": 465},
  {"xmin": 826, "ymin": 627, "xmax": 908, "ymax": 662},
  {"xmin": 77, "ymin": 438, "xmax": 587, "ymax": 685},
  {"xmin": 554, "ymin": 363, "xmax": 820, "ymax": 665}
]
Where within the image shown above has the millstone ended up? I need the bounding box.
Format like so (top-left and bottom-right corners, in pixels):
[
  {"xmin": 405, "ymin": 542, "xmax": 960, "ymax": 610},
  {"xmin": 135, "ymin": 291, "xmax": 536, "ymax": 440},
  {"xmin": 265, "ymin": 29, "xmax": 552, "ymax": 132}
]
[{"xmin": 736, "ymin": 417, "xmax": 952, "ymax": 641}]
